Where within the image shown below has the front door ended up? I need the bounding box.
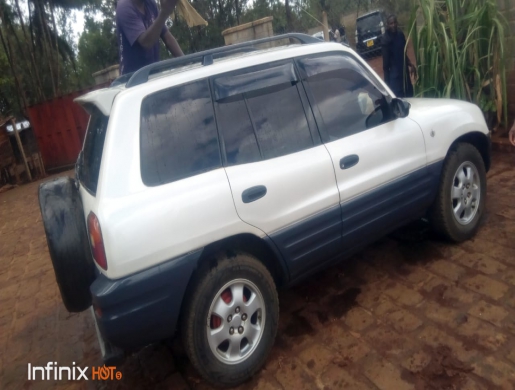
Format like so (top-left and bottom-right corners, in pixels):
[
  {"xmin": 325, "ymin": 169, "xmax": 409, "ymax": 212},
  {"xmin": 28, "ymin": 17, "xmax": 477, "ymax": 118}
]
[{"xmin": 297, "ymin": 52, "xmax": 429, "ymax": 254}]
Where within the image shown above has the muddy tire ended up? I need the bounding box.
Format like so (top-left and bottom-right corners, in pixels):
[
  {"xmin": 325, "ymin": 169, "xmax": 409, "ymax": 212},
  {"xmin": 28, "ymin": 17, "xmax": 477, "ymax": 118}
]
[
  {"xmin": 429, "ymin": 143, "xmax": 487, "ymax": 242},
  {"xmin": 181, "ymin": 252, "xmax": 279, "ymax": 387},
  {"xmin": 38, "ymin": 177, "xmax": 96, "ymax": 312}
]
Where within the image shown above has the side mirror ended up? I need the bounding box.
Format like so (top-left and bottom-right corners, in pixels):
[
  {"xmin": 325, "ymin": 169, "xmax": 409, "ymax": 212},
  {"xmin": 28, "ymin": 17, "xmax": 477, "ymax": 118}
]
[{"xmin": 391, "ymin": 98, "xmax": 410, "ymax": 118}]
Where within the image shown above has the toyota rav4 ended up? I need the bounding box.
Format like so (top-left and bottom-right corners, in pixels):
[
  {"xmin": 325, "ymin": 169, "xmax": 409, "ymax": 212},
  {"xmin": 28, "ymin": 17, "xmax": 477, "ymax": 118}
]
[{"xmin": 39, "ymin": 34, "xmax": 490, "ymax": 387}]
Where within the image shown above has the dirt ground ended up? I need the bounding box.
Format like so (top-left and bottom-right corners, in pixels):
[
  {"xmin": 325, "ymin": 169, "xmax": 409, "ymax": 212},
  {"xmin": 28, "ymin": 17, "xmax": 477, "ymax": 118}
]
[{"xmin": 1, "ymin": 151, "xmax": 515, "ymax": 390}]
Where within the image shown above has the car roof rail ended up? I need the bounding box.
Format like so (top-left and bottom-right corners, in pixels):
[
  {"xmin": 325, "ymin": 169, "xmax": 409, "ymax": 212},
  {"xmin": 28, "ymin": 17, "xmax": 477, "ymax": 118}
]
[
  {"xmin": 125, "ymin": 33, "xmax": 321, "ymax": 88},
  {"xmin": 111, "ymin": 72, "xmax": 134, "ymax": 87}
]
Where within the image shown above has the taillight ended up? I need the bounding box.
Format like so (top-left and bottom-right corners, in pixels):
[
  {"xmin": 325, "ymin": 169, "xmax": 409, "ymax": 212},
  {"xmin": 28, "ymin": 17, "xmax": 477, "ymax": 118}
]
[{"xmin": 87, "ymin": 212, "xmax": 108, "ymax": 270}]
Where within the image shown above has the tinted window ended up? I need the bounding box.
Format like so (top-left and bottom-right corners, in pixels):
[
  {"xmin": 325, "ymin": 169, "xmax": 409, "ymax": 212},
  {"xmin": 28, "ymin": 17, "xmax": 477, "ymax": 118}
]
[
  {"xmin": 215, "ymin": 64, "xmax": 313, "ymax": 166},
  {"xmin": 357, "ymin": 13, "xmax": 382, "ymax": 34},
  {"xmin": 246, "ymin": 84, "xmax": 313, "ymax": 160},
  {"xmin": 81, "ymin": 106, "xmax": 108, "ymax": 194},
  {"xmin": 216, "ymin": 96, "xmax": 261, "ymax": 166},
  {"xmin": 298, "ymin": 54, "xmax": 392, "ymax": 142},
  {"xmin": 140, "ymin": 80, "xmax": 221, "ymax": 186}
]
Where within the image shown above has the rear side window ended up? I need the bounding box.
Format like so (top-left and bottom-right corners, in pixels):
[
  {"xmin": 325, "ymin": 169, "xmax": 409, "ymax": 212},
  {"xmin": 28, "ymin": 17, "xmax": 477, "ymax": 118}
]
[
  {"xmin": 140, "ymin": 79, "xmax": 221, "ymax": 186},
  {"xmin": 247, "ymin": 84, "xmax": 313, "ymax": 160},
  {"xmin": 81, "ymin": 106, "xmax": 109, "ymax": 194},
  {"xmin": 216, "ymin": 97, "xmax": 261, "ymax": 165},
  {"xmin": 214, "ymin": 62, "xmax": 314, "ymax": 166}
]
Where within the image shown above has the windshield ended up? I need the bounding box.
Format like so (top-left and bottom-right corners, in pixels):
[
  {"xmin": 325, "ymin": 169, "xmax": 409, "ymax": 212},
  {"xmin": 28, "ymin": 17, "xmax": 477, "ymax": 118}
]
[
  {"xmin": 357, "ymin": 14, "xmax": 382, "ymax": 34},
  {"xmin": 80, "ymin": 105, "xmax": 109, "ymax": 195}
]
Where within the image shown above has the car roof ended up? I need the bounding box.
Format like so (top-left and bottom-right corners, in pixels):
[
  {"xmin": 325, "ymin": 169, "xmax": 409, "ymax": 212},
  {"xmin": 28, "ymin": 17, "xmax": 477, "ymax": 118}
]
[{"xmin": 75, "ymin": 36, "xmax": 351, "ymax": 116}]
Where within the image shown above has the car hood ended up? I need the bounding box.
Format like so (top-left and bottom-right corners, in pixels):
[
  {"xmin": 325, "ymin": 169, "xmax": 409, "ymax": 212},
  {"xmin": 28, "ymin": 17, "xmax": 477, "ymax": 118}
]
[
  {"xmin": 405, "ymin": 98, "xmax": 487, "ymax": 130},
  {"xmin": 403, "ymin": 97, "xmax": 489, "ymax": 162}
]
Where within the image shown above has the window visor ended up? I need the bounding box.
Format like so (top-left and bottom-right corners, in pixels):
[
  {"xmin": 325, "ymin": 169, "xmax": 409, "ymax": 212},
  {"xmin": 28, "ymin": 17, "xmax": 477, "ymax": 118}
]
[{"xmin": 214, "ymin": 63, "xmax": 298, "ymax": 101}]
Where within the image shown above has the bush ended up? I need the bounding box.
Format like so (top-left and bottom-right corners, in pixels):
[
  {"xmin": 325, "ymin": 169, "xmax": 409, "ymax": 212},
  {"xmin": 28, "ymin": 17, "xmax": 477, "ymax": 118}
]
[{"xmin": 408, "ymin": 0, "xmax": 508, "ymax": 129}]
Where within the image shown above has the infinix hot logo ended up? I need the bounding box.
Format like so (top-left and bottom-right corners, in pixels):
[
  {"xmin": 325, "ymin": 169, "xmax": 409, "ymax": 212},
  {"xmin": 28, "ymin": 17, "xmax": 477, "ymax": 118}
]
[
  {"xmin": 28, "ymin": 363, "xmax": 122, "ymax": 380},
  {"xmin": 28, "ymin": 362, "xmax": 88, "ymax": 380}
]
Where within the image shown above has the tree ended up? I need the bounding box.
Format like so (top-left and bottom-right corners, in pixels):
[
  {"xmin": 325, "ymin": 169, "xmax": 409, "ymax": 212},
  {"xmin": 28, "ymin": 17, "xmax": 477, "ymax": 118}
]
[
  {"xmin": 0, "ymin": 0, "xmax": 92, "ymax": 117},
  {"xmin": 77, "ymin": 15, "xmax": 118, "ymax": 85}
]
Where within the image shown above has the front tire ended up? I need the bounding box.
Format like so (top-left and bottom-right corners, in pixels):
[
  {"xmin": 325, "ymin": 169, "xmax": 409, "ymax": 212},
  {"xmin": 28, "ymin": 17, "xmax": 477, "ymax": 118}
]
[
  {"xmin": 429, "ymin": 143, "xmax": 487, "ymax": 242},
  {"xmin": 181, "ymin": 252, "xmax": 279, "ymax": 387}
]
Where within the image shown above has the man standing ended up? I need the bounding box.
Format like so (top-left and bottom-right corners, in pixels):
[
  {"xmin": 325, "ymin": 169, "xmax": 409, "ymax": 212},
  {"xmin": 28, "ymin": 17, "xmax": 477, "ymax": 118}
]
[
  {"xmin": 116, "ymin": 0, "xmax": 184, "ymax": 75},
  {"xmin": 381, "ymin": 15, "xmax": 416, "ymax": 98}
]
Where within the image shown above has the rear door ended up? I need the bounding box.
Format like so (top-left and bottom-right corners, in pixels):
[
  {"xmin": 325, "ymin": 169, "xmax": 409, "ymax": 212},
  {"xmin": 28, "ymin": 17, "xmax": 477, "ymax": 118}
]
[
  {"xmin": 297, "ymin": 53, "xmax": 429, "ymax": 254},
  {"xmin": 212, "ymin": 60, "xmax": 341, "ymax": 278}
]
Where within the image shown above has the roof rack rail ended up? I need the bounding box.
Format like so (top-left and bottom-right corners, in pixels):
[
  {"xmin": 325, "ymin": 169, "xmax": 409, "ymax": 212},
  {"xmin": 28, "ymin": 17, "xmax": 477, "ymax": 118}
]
[
  {"xmin": 125, "ymin": 33, "xmax": 321, "ymax": 88},
  {"xmin": 111, "ymin": 72, "xmax": 134, "ymax": 87}
]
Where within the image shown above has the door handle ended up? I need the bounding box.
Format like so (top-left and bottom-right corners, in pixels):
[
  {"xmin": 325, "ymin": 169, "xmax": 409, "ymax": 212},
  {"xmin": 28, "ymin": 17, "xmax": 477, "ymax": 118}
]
[
  {"xmin": 340, "ymin": 155, "xmax": 359, "ymax": 170},
  {"xmin": 242, "ymin": 185, "xmax": 267, "ymax": 204}
]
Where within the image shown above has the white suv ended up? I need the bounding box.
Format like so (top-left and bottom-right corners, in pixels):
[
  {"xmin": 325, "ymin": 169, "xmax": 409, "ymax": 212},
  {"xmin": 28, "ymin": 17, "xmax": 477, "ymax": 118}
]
[{"xmin": 39, "ymin": 34, "xmax": 490, "ymax": 387}]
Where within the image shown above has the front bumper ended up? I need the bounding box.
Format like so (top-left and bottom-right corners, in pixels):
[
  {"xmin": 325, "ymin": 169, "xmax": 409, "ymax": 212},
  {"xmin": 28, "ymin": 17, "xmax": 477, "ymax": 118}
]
[{"xmin": 90, "ymin": 249, "xmax": 202, "ymax": 351}]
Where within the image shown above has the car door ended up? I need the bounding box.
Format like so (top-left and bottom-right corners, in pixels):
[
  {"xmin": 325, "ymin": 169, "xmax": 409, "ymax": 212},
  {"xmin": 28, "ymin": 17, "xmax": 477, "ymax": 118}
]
[
  {"xmin": 297, "ymin": 52, "xmax": 430, "ymax": 254},
  {"xmin": 212, "ymin": 60, "xmax": 341, "ymax": 278}
]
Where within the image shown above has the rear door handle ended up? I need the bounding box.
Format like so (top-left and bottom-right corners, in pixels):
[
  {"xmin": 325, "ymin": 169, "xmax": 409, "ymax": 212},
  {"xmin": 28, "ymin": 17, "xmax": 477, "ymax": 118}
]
[
  {"xmin": 242, "ymin": 185, "xmax": 267, "ymax": 203},
  {"xmin": 340, "ymin": 154, "xmax": 359, "ymax": 170}
]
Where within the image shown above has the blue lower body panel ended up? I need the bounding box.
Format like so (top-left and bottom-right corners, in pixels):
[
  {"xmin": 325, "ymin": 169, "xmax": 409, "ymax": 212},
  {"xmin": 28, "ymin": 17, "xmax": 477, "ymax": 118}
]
[
  {"xmin": 269, "ymin": 205, "xmax": 342, "ymax": 279},
  {"xmin": 90, "ymin": 250, "xmax": 201, "ymax": 350},
  {"xmin": 274, "ymin": 162, "xmax": 444, "ymax": 284},
  {"xmin": 340, "ymin": 161, "xmax": 443, "ymax": 255}
]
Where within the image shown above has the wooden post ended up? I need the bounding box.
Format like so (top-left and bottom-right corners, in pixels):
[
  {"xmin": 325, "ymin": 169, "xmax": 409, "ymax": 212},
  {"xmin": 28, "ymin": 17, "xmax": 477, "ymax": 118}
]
[
  {"xmin": 2, "ymin": 122, "xmax": 20, "ymax": 183},
  {"xmin": 10, "ymin": 118, "xmax": 32, "ymax": 182},
  {"xmin": 37, "ymin": 152, "xmax": 46, "ymax": 177},
  {"xmin": 322, "ymin": 11, "xmax": 329, "ymax": 42}
]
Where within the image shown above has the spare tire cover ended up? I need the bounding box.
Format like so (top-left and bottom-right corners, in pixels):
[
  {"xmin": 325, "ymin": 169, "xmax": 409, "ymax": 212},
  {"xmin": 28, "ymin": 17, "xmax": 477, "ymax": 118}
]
[{"xmin": 38, "ymin": 176, "xmax": 96, "ymax": 312}]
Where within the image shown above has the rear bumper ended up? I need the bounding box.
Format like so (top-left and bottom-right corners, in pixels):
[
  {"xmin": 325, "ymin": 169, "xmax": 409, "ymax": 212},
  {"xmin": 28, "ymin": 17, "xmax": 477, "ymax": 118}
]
[{"xmin": 90, "ymin": 250, "xmax": 202, "ymax": 350}]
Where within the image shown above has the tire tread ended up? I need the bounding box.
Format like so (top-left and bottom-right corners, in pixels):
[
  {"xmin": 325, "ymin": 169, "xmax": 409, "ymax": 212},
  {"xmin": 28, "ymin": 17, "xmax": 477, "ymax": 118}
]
[
  {"xmin": 429, "ymin": 142, "xmax": 486, "ymax": 242},
  {"xmin": 181, "ymin": 252, "xmax": 278, "ymax": 387}
]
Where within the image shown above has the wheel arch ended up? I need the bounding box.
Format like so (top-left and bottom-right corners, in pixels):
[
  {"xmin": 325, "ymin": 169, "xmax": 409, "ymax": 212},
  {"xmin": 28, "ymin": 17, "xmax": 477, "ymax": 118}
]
[
  {"xmin": 195, "ymin": 233, "xmax": 289, "ymax": 288},
  {"xmin": 449, "ymin": 131, "xmax": 491, "ymax": 172}
]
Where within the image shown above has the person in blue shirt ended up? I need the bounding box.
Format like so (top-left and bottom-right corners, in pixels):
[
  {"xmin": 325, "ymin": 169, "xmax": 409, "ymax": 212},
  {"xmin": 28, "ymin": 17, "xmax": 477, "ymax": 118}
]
[
  {"xmin": 116, "ymin": 0, "xmax": 184, "ymax": 75},
  {"xmin": 381, "ymin": 15, "xmax": 416, "ymax": 98}
]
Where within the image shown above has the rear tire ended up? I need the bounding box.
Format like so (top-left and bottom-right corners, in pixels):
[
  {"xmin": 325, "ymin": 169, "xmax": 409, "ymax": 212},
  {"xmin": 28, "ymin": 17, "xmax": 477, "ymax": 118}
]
[
  {"xmin": 181, "ymin": 252, "xmax": 279, "ymax": 387},
  {"xmin": 429, "ymin": 143, "xmax": 487, "ymax": 242},
  {"xmin": 38, "ymin": 177, "xmax": 96, "ymax": 312}
]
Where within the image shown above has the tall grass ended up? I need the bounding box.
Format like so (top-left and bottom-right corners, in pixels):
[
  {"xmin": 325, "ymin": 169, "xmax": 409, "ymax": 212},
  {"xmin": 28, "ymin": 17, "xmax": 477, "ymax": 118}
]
[{"xmin": 407, "ymin": 0, "xmax": 508, "ymax": 128}]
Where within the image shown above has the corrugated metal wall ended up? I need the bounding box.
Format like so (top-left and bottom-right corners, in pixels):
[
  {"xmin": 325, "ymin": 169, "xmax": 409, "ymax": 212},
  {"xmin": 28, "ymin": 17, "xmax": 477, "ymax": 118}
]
[{"xmin": 27, "ymin": 84, "xmax": 109, "ymax": 171}]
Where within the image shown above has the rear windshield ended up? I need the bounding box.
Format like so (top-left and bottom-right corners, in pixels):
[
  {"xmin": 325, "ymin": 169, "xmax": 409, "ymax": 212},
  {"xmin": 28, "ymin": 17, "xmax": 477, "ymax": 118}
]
[
  {"xmin": 80, "ymin": 105, "xmax": 109, "ymax": 194},
  {"xmin": 357, "ymin": 14, "xmax": 382, "ymax": 34}
]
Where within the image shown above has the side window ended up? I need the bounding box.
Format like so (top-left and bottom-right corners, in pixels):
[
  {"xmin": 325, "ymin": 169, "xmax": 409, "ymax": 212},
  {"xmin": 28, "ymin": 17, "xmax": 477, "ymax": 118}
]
[
  {"xmin": 215, "ymin": 96, "xmax": 261, "ymax": 166},
  {"xmin": 140, "ymin": 79, "xmax": 221, "ymax": 186},
  {"xmin": 81, "ymin": 105, "xmax": 109, "ymax": 194},
  {"xmin": 297, "ymin": 54, "xmax": 393, "ymax": 142},
  {"xmin": 214, "ymin": 62, "xmax": 314, "ymax": 166}
]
